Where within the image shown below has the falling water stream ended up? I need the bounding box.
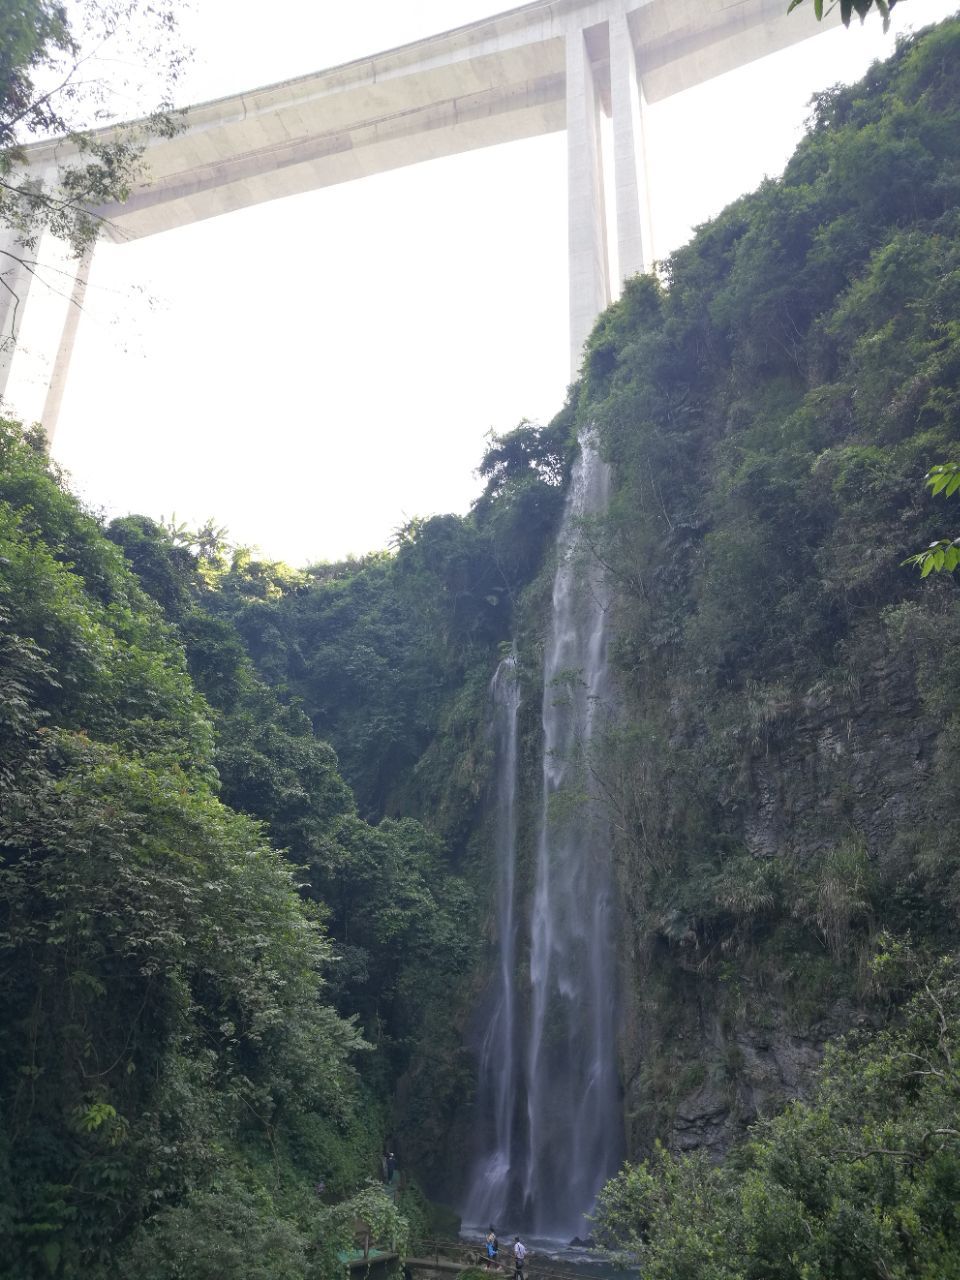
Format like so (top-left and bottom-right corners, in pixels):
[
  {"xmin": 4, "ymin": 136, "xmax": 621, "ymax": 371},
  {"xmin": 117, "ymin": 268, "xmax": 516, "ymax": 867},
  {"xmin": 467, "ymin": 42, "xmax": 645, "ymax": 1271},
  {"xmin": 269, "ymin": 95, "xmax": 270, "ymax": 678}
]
[
  {"xmin": 465, "ymin": 648, "xmax": 522, "ymax": 1232},
  {"xmin": 465, "ymin": 437, "xmax": 621, "ymax": 1242}
]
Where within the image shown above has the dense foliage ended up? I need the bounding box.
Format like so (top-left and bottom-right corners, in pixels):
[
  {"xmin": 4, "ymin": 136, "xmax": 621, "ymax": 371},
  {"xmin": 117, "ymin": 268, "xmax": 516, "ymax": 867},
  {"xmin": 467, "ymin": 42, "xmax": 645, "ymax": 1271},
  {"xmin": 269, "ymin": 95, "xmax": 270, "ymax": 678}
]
[
  {"xmin": 595, "ymin": 942, "xmax": 960, "ymax": 1278},
  {"xmin": 5, "ymin": 11, "xmax": 960, "ymax": 1277},
  {"xmin": 561, "ymin": 17, "xmax": 960, "ymax": 1270},
  {"xmin": 560, "ymin": 15, "xmax": 960, "ymax": 1136},
  {"xmin": 206, "ymin": 415, "xmax": 573, "ymax": 828},
  {"xmin": 0, "ymin": 424, "xmax": 462, "ymax": 1276},
  {"xmin": 788, "ymin": 0, "xmax": 901, "ymax": 28},
  {"xmin": 0, "ymin": 393, "xmax": 574, "ymax": 1274}
]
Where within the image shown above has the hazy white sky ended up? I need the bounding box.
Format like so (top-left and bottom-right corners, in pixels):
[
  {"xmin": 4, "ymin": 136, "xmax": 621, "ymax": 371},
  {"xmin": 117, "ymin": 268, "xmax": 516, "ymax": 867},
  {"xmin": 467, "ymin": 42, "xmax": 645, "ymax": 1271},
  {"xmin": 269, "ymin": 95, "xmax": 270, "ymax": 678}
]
[{"xmin": 50, "ymin": 0, "xmax": 958, "ymax": 567}]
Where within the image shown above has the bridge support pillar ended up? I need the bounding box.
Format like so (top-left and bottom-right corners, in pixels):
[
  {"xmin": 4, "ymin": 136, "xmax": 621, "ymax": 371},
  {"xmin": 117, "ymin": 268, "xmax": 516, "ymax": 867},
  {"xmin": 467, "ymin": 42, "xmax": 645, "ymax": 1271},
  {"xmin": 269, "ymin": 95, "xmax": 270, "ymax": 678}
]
[
  {"xmin": 41, "ymin": 245, "xmax": 92, "ymax": 440},
  {"xmin": 0, "ymin": 218, "xmax": 88, "ymax": 440},
  {"xmin": 566, "ymin": 25, "xmax": 610, "ymax": 376},
  {"xmin": 610, "ymin": 10, "xmax": 652, "ymax": 283},
  {"xmin": 0, "ymin": 227, "xmax": 41, "ymax": 411}
]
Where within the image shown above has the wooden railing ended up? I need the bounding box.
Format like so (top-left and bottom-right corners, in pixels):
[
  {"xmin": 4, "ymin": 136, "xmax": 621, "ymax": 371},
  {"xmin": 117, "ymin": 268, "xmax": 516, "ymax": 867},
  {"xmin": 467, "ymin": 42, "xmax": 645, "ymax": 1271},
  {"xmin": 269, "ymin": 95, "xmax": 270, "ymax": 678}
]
[
  {"xmin": 407, "ymin": 1237, "xmax": 483, "ymax": 1268},
  {"xmin": 405, "ymin": 1239, "xmax": 606, "ymax": 1280}
]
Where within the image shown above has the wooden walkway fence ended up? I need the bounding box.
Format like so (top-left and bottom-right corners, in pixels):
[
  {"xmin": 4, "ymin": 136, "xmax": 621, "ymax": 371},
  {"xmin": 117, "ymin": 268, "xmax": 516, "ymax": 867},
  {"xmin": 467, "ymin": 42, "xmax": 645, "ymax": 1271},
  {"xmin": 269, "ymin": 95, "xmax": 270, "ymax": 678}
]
[{"xmin": 405, "ymin": 1238, "xmax": 608, "ymax": 1280}]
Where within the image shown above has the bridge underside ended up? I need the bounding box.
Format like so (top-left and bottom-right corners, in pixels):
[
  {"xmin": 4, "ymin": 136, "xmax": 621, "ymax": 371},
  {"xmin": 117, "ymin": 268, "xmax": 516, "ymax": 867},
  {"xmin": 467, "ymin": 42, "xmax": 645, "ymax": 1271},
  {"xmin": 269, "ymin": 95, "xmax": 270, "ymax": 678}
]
[
  {"xmin": 0, "ymin": 0, "xmax": 833, "ymax": 432},
  {"xmin": 96, "ymin": 44, "xmax": 570, "ymax": 242},
  {"xmin": 89, "ymin": 0, "xmax": 826, "ymax": 244}
]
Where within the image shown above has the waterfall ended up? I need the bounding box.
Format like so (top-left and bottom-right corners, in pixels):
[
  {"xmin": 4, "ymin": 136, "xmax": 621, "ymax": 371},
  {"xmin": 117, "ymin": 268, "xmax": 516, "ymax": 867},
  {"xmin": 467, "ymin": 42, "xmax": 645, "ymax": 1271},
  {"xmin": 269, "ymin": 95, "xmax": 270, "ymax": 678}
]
[
  {"xmin": 464, "ymin": 648, "xmax": 522, "ymax": 1231},
  {"xmin": 464, "ymin": 436, "xmax": 621, "ymax": 1242},
  {"xmin": 523, "ymin": 435, "xmax": 621, "ymax": 1240}
]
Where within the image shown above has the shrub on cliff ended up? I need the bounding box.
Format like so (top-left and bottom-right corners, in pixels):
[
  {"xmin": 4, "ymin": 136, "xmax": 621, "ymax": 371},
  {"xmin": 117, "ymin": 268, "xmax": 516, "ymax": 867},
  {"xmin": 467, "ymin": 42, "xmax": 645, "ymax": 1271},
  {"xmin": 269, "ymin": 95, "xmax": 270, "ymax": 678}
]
[{"xmin": 596, "ymin": 943, "xmax": 960, "ymax": 1279}]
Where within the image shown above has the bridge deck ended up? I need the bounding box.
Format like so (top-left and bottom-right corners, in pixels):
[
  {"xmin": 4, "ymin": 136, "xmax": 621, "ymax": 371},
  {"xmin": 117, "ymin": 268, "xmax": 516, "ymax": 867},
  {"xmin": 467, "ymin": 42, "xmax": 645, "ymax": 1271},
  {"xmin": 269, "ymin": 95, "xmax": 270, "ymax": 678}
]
[{"xmin": 23, "ymin": 0, "xmax": 831, "ymax": 242}]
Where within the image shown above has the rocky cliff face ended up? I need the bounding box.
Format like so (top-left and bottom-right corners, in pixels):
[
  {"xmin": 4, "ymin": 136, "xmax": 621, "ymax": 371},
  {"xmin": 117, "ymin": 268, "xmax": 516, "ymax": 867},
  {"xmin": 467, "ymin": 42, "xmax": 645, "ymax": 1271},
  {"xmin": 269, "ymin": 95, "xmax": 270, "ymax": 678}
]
[
  {"xmin": 739, "ymin": 660, "xmax": 936, "ymax": 868},
  {"xmin": 615, "ymin": 641, "xmax": 947, "ymax": 1161},
  {"xmin": 429, "ymin": 17, "xmax": 960, "ymax": 1201},
  {"xmin": 571, "ymin": 19, "xmax": 960, "ymax": 1169}
]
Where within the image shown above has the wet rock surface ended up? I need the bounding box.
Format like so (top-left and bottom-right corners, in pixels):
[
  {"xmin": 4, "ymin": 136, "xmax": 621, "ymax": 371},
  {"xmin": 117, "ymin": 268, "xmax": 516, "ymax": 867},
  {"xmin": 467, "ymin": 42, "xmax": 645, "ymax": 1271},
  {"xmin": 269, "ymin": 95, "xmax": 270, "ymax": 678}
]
[{"xmin": 618, "ymin": 657, "xmax": 935, "ymax": 1160}]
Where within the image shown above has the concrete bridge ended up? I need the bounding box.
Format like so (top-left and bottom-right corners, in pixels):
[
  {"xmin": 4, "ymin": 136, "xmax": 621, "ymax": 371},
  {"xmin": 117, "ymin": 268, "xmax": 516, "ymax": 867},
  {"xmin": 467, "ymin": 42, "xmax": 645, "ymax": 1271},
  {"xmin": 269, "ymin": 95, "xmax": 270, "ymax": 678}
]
[{"xmin": 0, "ymin": 0, "xmax": 831, "ymax": 436}]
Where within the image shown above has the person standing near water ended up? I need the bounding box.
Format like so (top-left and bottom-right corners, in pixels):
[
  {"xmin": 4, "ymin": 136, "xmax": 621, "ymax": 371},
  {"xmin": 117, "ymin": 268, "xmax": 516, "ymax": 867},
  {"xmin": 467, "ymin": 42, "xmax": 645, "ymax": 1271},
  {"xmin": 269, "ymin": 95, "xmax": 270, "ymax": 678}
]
[
  {"xmin": 485, "ymin": 1227, "xmax": 499, "ymax": 1269},
  {"xmin": 513, "ymin": 1236, "xmax": 526, "ymax": 1280}
]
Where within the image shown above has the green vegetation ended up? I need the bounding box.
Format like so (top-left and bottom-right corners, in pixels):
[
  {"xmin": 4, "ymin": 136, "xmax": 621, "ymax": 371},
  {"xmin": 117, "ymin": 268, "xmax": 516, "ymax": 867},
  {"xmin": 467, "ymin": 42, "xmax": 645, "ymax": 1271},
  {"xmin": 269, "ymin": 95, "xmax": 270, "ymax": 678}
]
[
  {"xmin": 4, "ymin": 9, "xmax": 960, "ymax": 1279},
  {"xmin": 0, "ymin": 423, "xmax": 457, "ymax": 1276},
  {"xmin": 566, "ymin": 16, "xmax": 960, "ymax": 1135},
  {"xmin": 904, "ymin": 462, "xmax": 960, "ymax": 574},
  {"xmin": 202, "ymin": 415, "xmax": 572, "ymax": 827},
  {"xmin": 595, "ymin": 941, "xmax": 960, "ymax": 1279},
  {"xmin": 788, "ymin": 0, "xmax": 902, "ymax": 28},
  {"xmin": 576, "ymin": 15, "xmax": 960, "ymax": 1270},
  {"xmin": 0, "ymin": 404, "xmax": 571, "ymax": 1275},
  {"xmin": 103, "ymin": 513, "xmax": 478, "ymax": 1084}
]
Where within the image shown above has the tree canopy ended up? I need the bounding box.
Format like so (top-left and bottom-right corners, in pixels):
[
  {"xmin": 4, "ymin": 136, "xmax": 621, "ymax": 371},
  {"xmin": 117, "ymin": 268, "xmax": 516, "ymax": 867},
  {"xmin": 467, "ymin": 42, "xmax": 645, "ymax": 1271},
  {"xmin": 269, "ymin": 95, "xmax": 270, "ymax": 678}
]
[
  {"xmin": 595, "ymin": 943, "xmax": 960, "ymax": 1280},
  {"xmin": 788, "ymin": 0, "xmax": 903, "ymax": 28},
  {"xmin": 0, "ymin": 421, "xmax": 476, "ymax": 1274}
]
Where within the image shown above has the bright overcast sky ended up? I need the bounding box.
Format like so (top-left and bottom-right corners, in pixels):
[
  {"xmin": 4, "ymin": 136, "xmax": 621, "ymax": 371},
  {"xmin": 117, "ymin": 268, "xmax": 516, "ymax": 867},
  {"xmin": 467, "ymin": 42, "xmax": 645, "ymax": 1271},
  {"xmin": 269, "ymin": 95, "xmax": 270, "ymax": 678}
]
[{"xmin": 48, "ymin": 0, "xmax": 958, "ymax": 567}]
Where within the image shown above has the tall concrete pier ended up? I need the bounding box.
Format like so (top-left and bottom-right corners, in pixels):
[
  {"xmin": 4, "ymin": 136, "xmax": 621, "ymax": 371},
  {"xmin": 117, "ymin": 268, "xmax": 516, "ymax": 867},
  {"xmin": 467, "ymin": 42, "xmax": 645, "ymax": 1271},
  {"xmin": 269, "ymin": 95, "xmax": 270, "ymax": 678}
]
[{"xmin": 0, "ymin": 0, "xmax": 830, "ymax": 436}]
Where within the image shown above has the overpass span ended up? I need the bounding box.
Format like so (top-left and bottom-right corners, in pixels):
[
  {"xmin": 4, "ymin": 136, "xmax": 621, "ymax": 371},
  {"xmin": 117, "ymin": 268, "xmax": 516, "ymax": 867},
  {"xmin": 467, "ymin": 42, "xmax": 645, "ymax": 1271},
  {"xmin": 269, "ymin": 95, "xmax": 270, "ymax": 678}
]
[{"xmin": 0, "ymin": 0, "xmax": 831, "ymax": 435}]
